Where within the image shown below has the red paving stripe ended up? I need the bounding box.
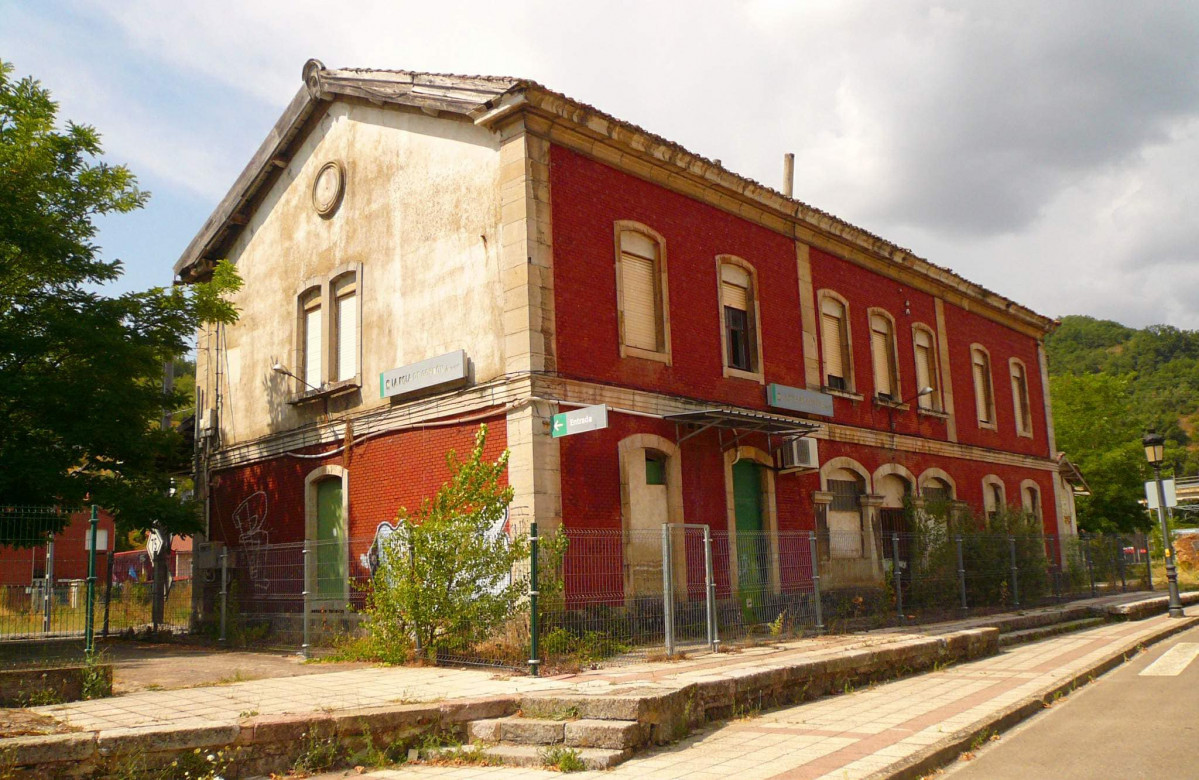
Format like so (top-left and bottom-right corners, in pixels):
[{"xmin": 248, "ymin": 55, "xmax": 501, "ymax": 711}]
[{"xmin": 762, "ymin": 624, "xmax": 1156, "ymax": 780}]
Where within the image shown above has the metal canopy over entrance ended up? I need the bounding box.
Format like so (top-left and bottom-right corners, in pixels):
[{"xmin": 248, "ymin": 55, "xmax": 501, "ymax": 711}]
[{"xmin": 666, "ymin": 407, "xmax": 820, "ymax": 446}]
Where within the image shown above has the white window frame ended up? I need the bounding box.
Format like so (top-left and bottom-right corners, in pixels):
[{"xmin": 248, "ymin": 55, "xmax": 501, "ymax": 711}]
[
  {"xmin": 911, "ymin": 323, "xmax": 943, "ymax": 412},
  {"xmin": 717, "ymin": 255, "xmax": 764, "ymax": 383},
  {"xmin": 1009, "ymin": 357, "xmax": 1033, "ymax": 438},
  {"xmin": 971, "ymin": 344, "xmax": 997, "ymax": 429}
]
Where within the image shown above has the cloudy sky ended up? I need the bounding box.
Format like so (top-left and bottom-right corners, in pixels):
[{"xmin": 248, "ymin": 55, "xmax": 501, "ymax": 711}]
[{"xmin": 5, "ymin": 0, "xmax": 1199, "ymax": 329}]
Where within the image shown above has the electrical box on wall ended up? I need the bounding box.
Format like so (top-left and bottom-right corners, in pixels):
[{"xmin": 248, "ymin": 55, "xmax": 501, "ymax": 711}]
[{"xmin": 777, "ymin": 437, "xmax": 819, "ymax": 472}]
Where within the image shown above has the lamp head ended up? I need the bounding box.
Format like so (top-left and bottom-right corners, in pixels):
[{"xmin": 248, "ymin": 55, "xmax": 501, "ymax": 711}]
[
  {"xmin": 1143, "ymin": 432, "xmax": 1165, "ymax": 466},
  {"xmin": 917, "ymin": 386, "xmax": 934, "ymax": 397},
  {"xmin": 271, "ymin": 362, "xmax": 287, "ymax": 374}
]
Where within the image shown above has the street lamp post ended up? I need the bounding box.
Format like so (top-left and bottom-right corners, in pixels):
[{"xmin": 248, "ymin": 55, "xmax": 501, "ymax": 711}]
[{"xmin": 1143, "ymin": 432, "xmax": 1185, "ymax": 618}]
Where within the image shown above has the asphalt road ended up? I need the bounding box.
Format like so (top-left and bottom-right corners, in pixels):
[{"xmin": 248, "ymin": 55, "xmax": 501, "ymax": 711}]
[{"xmin": 944, "ymin": 621, "xmax": 1199, "ymax": 780}]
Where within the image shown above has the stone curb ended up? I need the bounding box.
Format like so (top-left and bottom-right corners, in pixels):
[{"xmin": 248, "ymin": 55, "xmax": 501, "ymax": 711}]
[{"xmin": 867, "ymin": 615, "xmax": 1199, "ymax": 780}]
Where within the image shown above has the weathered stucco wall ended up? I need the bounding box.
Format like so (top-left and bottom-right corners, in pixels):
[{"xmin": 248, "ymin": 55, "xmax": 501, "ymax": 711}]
[{"xmin": 203, "ymin": 100, "xmax": 505, "ymax": 445}]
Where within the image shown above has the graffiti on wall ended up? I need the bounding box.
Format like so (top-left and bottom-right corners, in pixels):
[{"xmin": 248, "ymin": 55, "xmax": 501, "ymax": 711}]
[
  {"xmin": 232, "ymin": 491, "xmax": 270, "ymax": 593},
  {"xmin": 359, "ymin": 508, "xmax": 513, "ymax": 591}
]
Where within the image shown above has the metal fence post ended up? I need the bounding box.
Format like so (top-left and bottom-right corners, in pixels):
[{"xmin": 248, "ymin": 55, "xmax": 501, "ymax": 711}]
[
  {"xmin": 529, "ymin": 519, "xmax": 540, "ymax": 677},
  {"xmin": 892, "ymin": 533, "xmax": 903, "ymax": 621},
  {"xmin": 809, "ymin": 531, "xmax": 824, "ymax": 633},
  {"xmin": 1009, "ymin": 536, "xmax": 1019, "ymax": 608},
  {"xmin": 218, "ymin": 548, "xmax": 228, "ymax": 643},
  {"xmin": 1116, "ymin": 537, "xmax": 1127, "ymax": 592},
  {"xmin": 102, "ymin": 549, "xmax": 113, "ymax": 639},
  {"xmin": 1084, "ymin": 536, "xmax": 1096, "ymax": 597},
  {"xmin": 703, "ymin": 526, "xmax": 718, "ymax": 653},
  {"xmin": 662, "ymin": 524, "xmax": 674, "ymax": 657},
  {"xmin": 956, "ymin": 535, "xmax": 967, "ymax": 612},
  {"xmin": 85, "ymin": 505, "xmax": 98, "ymax": 655},
  {"xmin": 1144, "ymin": 533, "xmax": 1153, "ymax": 591},
  {"xmin": 301, "ymin": 544, "xmax": 311, "ymax": 659},
  {"xmin": 43, "ymin": 536, "xmax": 54, "ymax": 634}
]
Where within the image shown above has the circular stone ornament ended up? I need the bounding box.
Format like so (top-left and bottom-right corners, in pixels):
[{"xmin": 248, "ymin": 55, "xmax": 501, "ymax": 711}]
[{"xmin": 312, "ymin": 160, "xmax": 345, "ymax": 217}]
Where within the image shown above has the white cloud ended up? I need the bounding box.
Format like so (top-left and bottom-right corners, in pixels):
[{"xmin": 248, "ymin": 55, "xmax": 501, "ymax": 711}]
[{"xmin": 6, "ymin": 0, "xmax": 1199, "ymax": 327}]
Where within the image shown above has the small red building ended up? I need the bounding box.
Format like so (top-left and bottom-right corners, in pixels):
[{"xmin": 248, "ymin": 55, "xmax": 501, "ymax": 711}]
[{"xmin": 0, "ymin": 509, "xmax": 113, "ymax": 587}]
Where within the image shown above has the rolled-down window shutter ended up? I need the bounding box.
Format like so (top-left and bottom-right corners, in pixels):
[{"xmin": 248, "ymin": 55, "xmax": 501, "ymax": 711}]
[
  {"xmin": 621, "ymin": 254, "xmax": 658, "ymax": 350},
  {"xmin": 1012, "ymin": 364, "xmax": 1030, "ymax": 433},
  {"xmin": 619, "ymin": 232, "xmax": 662, "ymax": 352},
  {"xmin": 304, "ymin": 305, "xmax": 323, "ymax": 389},
  {"xmin": 973, "ymin": 350, "xmax": 992, "ymax": 422},
  {"xmin": 720, "ymin": 264, "xmax": 750, "ymax": 311},
  {"xmin": 821, "ymin": 298, "xmax": 846, "ymax": 383},
  {"xmin": 335, "ymin": 290, "xmax": 357, "ymax": 381},
  {"xmin": 870, "ymin": 315, "xmax": 892, "ymax": 397}
]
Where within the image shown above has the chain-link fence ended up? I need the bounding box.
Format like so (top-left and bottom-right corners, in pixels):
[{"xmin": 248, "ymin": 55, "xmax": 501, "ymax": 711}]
[
  {"xmin": 199, "ymin": 523, "xmax": 1154, "ymax": 674},
  {"xmin": 0, "ymin": 506, "xmax": 192, "ymax": 668}
]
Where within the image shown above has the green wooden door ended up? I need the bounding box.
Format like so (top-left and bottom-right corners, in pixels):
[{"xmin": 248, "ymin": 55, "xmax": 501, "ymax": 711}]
[
  {"xmin": 733, "ymin": 461, "xmax": 765, "ymax": 596},
  {"xmin": 315, "ymin": 479, "xmax": 345, "ymax": 600}
]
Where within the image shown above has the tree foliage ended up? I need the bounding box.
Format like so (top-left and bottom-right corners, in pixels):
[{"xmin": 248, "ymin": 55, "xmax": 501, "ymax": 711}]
[
  {"xmin": 0, "ymin": 61, "xmax": 239, "ymax": 542},
  {"xmin": 1045, "ymin": 315, "xmax": 1199, "ymax": 531}
]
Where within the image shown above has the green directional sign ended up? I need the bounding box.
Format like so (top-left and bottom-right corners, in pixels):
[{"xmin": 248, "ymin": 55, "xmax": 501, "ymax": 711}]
[{"xmin": 552, "ymin": 404, "xmax": 609, "ymax": 438}]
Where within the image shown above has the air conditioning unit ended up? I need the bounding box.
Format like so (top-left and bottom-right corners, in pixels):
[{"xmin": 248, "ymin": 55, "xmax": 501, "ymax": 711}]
[{"xmin": 777, "ymin": 437, "xmax": 819, "ymax": 472}]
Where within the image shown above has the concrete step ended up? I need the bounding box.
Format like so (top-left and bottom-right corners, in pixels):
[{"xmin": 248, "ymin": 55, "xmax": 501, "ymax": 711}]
[
  {"xmin": 468, "ymin": 716, "xmax": 563, "ymax": 745},
  {"xmin": 431, "ymin": 743, "xmax": 630, "ymax": 770},
  {"xmin": 999, "ymin": 617, "xmax": 1107, "ymax": 647},
  {"xmin": 468, "ymin": 715, "xmax": 648, "ymax": 750}
]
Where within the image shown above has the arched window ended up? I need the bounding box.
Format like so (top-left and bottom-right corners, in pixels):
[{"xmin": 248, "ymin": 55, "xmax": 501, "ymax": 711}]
[
  {"xmin": 971, "ymin": 344, "xmax": 996, "ymax": 427},
  {"xmin": 819, "ymin": 293, "xmax": 852, "ymax": 391},
  {"xmin": 1009, "ymin": 358, "xmax": 1033, "ymax": 437},
  {"xmin": 921, "ymin": 476, "xmax": 953, "ymax": 505},
  {"xmin": 1021, "ymin": 482, "xmax": 1042, "ymax": 522},
  {"xmin": 911, "ymin": 325, "xmax": 942, "ymax": 411},
  {"xmin": 869, "ymin": 310, "xmax": 899, "ymax": 401},
  {"xmin": 614, "ymin": 223, "xmax": 670, "ymax": 361},
  {"xmin": 718, "ymin": 257, "xmax": 761, "ymax": 377},
  {"xmin": 982, "ymin": 476, "xmax": 1006, "ymax": 520}
]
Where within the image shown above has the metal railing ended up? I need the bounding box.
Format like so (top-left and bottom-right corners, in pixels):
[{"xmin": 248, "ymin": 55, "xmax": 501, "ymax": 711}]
[{"xmin": 201, "ymin": 525, "xmax": 1154, "ymax": 674}]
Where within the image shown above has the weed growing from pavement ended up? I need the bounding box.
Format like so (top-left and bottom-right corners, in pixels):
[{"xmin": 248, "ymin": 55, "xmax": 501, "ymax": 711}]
[
  {"xmin": 292, "ymin": 730, "xmax": 346, "ymax": 774},
  {"xmin": 541, "ymin": 745, "xmax": 586, "ymax": 772},
  {"xmin": 80, "ymin": 651, "xmax": 113, "ymax": 700}
]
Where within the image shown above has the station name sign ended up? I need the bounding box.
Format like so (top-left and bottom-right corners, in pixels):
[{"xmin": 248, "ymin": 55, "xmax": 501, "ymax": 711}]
[
  {"xmin": 380, "ymin": 350, "xmax": 468, "ymax": 399},
  {"xmin": 767, "ymin": 383, "xmax": 834, "ymax": 418}
]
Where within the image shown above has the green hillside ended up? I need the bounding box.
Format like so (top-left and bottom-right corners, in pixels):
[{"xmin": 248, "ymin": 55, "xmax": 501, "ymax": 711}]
[{"xmin": 1044, "ymin": 315, "xmax": 1199, "ymax": 531}]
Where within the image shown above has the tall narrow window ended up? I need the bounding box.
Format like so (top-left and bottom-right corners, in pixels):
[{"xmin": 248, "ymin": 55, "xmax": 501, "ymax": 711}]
[
  {"xmin": 721, "ymin": 263, "xmax": 755, "ymax": 373},
  {"xmin": 869, "ymin": 312, "xmax": 898, "ymax": 401},
  {"xmin": 983, "ymin": 477, "xmax": 1005, "ymax": 520},
  {"xmin": 333, "ymin": 273, "xmax": 358, "ymax": 382},
  {"xmin": 617, "ymin": 229, "xmax": 666, "ymax": 354},
  {"xmin": 971, "ymin": 346, "xmax": 995, "ymax": 426},
  {"xmin": 820, "ymin": 295, "xmax": 851, "ymax": 391},
  {"xmin": 1022, "ymin": 484, "xmax": 1041, "ymax": 521},
  {"xmin": 1010, "ymin": 359, "xmax": 1032, "ymax": 436},
  {"xmin": 912, "ymin": 326, "xmax": 941, "ymax": 410},
  {"xmin": 301, "ymin": 288, "xmax": 323, "ymax": 389}
]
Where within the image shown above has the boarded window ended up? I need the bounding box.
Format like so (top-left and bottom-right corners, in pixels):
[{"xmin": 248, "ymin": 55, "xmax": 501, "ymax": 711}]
[
  {"xmin": 333, "ymin": 274, "xmax": 358, "ymax": 382},
  {"xmin": 1011, "ymin": 360, "xmax": 1031, "ymax": 434},
  {"xmin": 302, "ymin": 290, "xmax": 322, "ymax": 389},
  {"xmin": 828, "ymin": 477, "xmax": 865, "ymax": 558},
  {"xmin": 619, "ymin": 231, "xmax": 664, "ymax": 352},
  {"xmin": 972, "ymin": 347, "xmax": 995, "ymax": 424},
  {"xmin": 913, "ymin": 327, "xmax": 939, "ymax": 410},
  {"xmin": 870, "ymin": 313, "xmax": 897, "ymax": 399},
  {"xmin": 721, "ymin": 264, "xmax": 754, "ymax": 372},
  {"xmin": 821, "ymin": 296, "xmax": 849, "ymax": 390}
]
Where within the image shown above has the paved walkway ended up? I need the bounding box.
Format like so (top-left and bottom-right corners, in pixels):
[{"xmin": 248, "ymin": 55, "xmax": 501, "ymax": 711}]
[
  {"xmin": 309, "ymin": 614, "xmax": 1193, "ymax": 780},
  {"xmin": 31, "ymin": 592, "xmax": 1168, "ymax": 733}
]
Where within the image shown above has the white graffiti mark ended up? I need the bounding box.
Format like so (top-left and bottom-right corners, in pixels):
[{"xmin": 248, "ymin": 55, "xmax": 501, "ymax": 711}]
[
  {"xmin": 232, "ymin": 491, "xmax": 270, "ymax": 593},
  {"xmin": 361, "ymin": 520, "xmax": 398, "ymax": 576}
]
